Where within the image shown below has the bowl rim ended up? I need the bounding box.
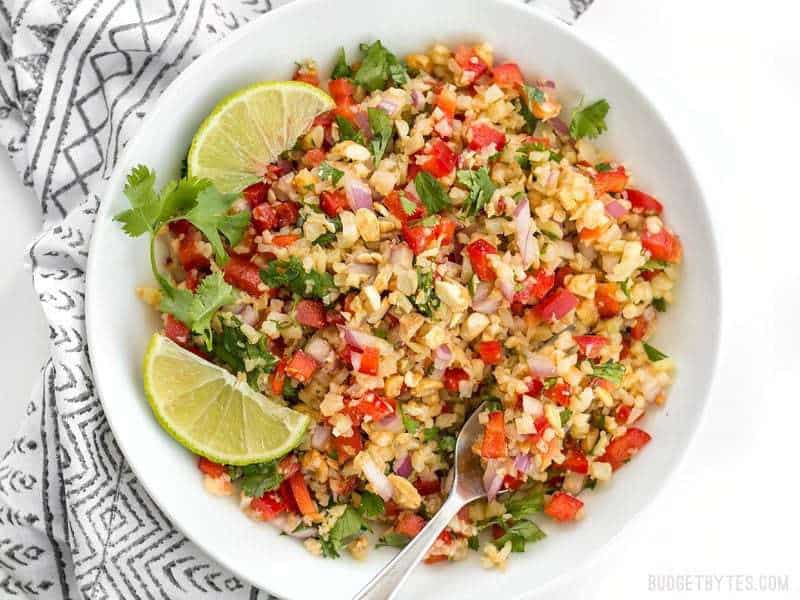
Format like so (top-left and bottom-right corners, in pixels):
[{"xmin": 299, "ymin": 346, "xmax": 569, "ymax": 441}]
[{"xmin": 85, "ymin": 0, "xmax": 723, "ymax": 597}]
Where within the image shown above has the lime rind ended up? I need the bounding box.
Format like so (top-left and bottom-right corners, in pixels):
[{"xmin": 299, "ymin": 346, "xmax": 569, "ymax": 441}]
[{"xmin": 143, "ymin": 333, "xmax": 310, "ymax": 465}]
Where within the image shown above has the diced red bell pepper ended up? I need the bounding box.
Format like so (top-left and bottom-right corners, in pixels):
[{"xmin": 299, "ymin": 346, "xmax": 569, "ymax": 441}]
[
  {"xmin": 197, "ymin": 456, "xmax": 225, "ymax": 478},
  {"xmin": 435, "ymin": 89, "xmax": 457, "ymax": 120},
  {"xmin": 164, "ymin": 314, "xmax": 191, "ymax": 347},
  {"xmin": 320, "ymin": 189, "xmax": 349, "ymax": 217},
  {"xmin": 615, "ymin": 404, "xmax": 632, "ymax": 424},
  {"xmin": 562, "ymin": 449, "xmax": 589, "ymax": 474},
  {"xmin": 454, "ymin": 45, "xmax": 488, "ymax": 79},
  {"xmin": 243, "ymin": 181, "xmax": 269, "ymax": 207},
  {"xmin": 642, "ymin": 228, "xmax": 682, "ymax": 263},
  {"xmin": 359, "ymin": 346, "xmax": 380, "ymax": 376},
  {"xmin": 595, "ymin": 283, "xmax": 621, "ymax": 318},
  {"xmin": 514, "ymin": 268, "xmax": 555, "ymax": 304},
  {"xmin": 250, "ymin": 491, "xmax": 286, "ymax": 520},
  {"xmin": 477, "ymin": 340, "xmax": 503, "ymax": 365},
  {"xmin": 574, "ymin": 335, "xmax": 608, "ymax": 359},
  {"xmin": 491, "ymin": 62, "xmax": 524, "ymax": 88},
  {"xmin": 395, "ymin": 513, "xmax": 427, "ymax": 538},
  {"xmin": 271, "ymin": 360, "xmax": 286, "ymax": 395},
  {"xmin": 332, "ymin": 429, "xmax": 363, "ymax": 461},
  {"xmin": 544, "ymin": 382, "xmax": 571, "ymax": 407},
  {"xmin": 285, "ymin": 351, "xmax": 318, "ymax": 383},
  {"xmin": 292, "ymin": 69, "xmax": 319, "ymax": 87},
  {"xmin": 626, "ymin": 189, "xmax": 663, "ymax": 215},
  {"xmin": 295, "ymin": 299, "xmax": 326, "ymax": 329},
  {"xmin": 435, "ymin": 218, "xmax": 457, "ymax": 246},
  {"xmin": 503, "ymin": 474, "xmax": 524, "ymax": 491},
  {"xmin": 545, "ymin": 491, "xmax": 584, "ymax": 522},
  {"xmin": 252, "ymin": 203, "xmax": 278, "ymax": 232},
  {"xmin": 402, "ymin": 222, "xmax": 436, "ymax": 255},
  {"xmin": 481, "ymin": 411, "xmax": 507, "ymax": 458},
  {"xmin": 413, "ymin": 476, "xmax": 441, "ymax": 496},
  {"xmin": 223, "ymin": 255, "xmax": 263, "ymax": 296},
  {"xmin": 288, "ymin": 472, "xmax": 317, "ymax": 516},
  {"xmin": 278, "ymin": 479, "xmax": 299, "ymax": 513},
  {"xmin": 593, "ymin": 167, "xmax": 628, "ymax": 195},
  {"xmin": 274, "ymin": 202, "xmax": 300, "ymax": 229},
  {"xmin": 177, "ymin": 228, "xmax": 210, "ymax": 271},
  {"xmin": 535, "ymin": 288, "xmax": 578, "ymax": 321},
  {"xmin": 468, "ymin": 122, "xmax": 506, "ymax": 151},
  {"xmin": 466, "ymin": 239, "xmax": 497, "ymax": 281},
  {"xmin": 579, "ymin": 227, "xmax": 602, "ymax": 243},
  {"xmin": 302, "ymin": 148, "xmax": 326, "ymax": 168},
  {"xmin": 329, "ymin": 78, "xmax": 355, "ymax": 102},
  {"xmin": 350, "ymin": 391, "xmax": 395, "ymax": 421},
  {"xmin": 385, "ymin": 190, "xmax": 425, "ymax": 224},
  {"xmin": 600, "ymin": 427, "xmax": 652, "ymax": 470},
  {"xmin": 443, "ymin": 367, "xmax": 469, "ymax": 392},
  {"xmin": 279, "ymin": 454, "xmax": 301, "ymax": 478},
  {"xmin": 420, "ymin": 139, "xmax": 457, "ymax": 177},
  {"xmin": 630, "ymin": 316, "xmax": 648, "ymax": 341},
  {"xmin": 272, "ymin": 234, "xmax": 300, "ymax": 247},
  {"xmin": 525, "ymin": 378, "xmax": 544, "ymax": 398}
]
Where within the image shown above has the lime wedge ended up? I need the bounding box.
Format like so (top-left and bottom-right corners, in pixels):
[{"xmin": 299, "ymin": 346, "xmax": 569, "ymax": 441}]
[
  {"xmin": 143, "ymin": 333, "xmax": 310, "ymax": 465},
  {"xmin": 187, "ymin": 81, "xmax": 334, "ymax": 192}
]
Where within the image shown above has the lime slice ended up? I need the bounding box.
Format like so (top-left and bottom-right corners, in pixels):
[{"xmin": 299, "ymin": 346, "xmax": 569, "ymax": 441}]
[
  {"xmin": 187, "ymin": 81, "xmax": 335, "ymax": 193},
  {"xmin": 143, "ymin": 333, "xmax": 310, "ymax": 465}
]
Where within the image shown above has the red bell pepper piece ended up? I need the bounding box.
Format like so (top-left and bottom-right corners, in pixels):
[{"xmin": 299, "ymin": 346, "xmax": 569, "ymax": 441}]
[
  {"xmin": 481, "ymin": 411, "xmax": 507, "ymax": 458},
  {"xmin": 545, "ymin": 491, "xmax": 584, "ymax": 522}
]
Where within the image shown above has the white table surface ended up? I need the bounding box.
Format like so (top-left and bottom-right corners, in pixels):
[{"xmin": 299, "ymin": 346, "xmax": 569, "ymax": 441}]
[{"xmin": 1, "ymin": 0, "xmax": 798, "ymax": 598}]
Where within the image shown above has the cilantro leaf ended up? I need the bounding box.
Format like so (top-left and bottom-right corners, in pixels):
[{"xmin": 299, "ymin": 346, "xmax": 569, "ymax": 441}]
[
  {"xmin": 412, "ymin": 268, "xmax": 440, "ymax": 317},
  {"xmin": 523, "ymin": 84, "xmax": 545, "ymax": 104},
  {"xmin": 652, "ymin": 297, "xmax": 667, "ymax": 312},
  {"xmin": 336, "ymin": 116, "xmax": 365, "ymax": 145},
  {"xmin": 643, "ymin": 259, "xmax": 670, "ymax": 271},
  {"xmin": 560, "ymin": 408, "xmax": 572, "ymax": 427},
  {"xmin": 569, "ymin": 99, "xmax": 610, "ymax": 140},
  {"xmin": 260, "ymin": 257, "xmax": 335, "ymax": 300},
  {"xmin": 354, "ymin": 40, "xmax": 408, "ymax": 91},
  {"xmin": 231, "ymin": 460, "xmax": 282, "ymax": 498},
  {"xmin": 438, "ymin": 434, "xmax": 456, "ymax": 453},
  {"xmin": 158, "ymin": 285, "xmax": 195, "ymax": 326},
  {"xmin": 399, "ymin": 193, "xmax": 418, "ymax": 216},
  {"xmin": 414, "ymin": 171, "xmax": 450, "ymax": 215},
  {"xmin": 331, "ymin": 47, "xmax": 352, "ymax": 79},
  {"xmin": 592, "ymin": 361, "xmax": 626, "ymax": 386},
  {"xmin": 400, "ymin": 406, "xmax": 419, "ymax": 434},
  {"xmin": 456, "ymin": 167, "xmax": 495, "ymax": 218},
  {"xmin": 493, "ymin": 520, "xmax": 546, "ymax": 552},
  {"xmin": 185, "ymin": 272, "xmax": 237, "ymax": 349},
  {"xmin": 517, "ymin": 97, "xmax": 539, "ymax": 135},
  {"xmin": 358, "ymin": 491, "xmax": 385, "ymax": 518},
  {"xmin": 113, "ymin": 165, "xmax": 161, "ymax": 237},
  {"xmin": 595, "ymin": 162, "xmax": 612, "ymax": 172},
  {"xmin": 367, "ymin": 107, "xmax": 394, "ymax": 165},
  {"xmin": 468, "ymin": 536, "xmax": 479, "ymax": 551},
  {"xmin": 620, "ymin": 279, "xmax": 631, "ymax": 299},
  {"xmin": 211, "ymin": 315, "xmax": 278, "ymax": 387},
  {"xmin": 504, "ymin": 484, "xmax": 545, "ymax": 519},
  {"xmin": 319, "ymin": 162, "xmax": 344, "ymax": 185},
  {"xmin": 643, "ymin": 343, "xmax": 668, "ymax": 362},
  {"xmin": 183, "ymin": 186, "xmax": 250, "ymax": 264},
  {"xmin": 422, "ymin": 427, "xmax": 440, "ymax": 442},
  {"xmin": 376, "ymin": 531, "xmax": 411, "ymax": 549},
  {"xmin": 321, "ymin": 506, "xmax": 369, "ymax": 558}
]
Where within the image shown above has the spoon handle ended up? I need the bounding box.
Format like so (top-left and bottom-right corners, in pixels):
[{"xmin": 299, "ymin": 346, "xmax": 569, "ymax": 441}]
[{"xmin": 352, "ymin": 494, "xmax": 465, "ymax": 600}]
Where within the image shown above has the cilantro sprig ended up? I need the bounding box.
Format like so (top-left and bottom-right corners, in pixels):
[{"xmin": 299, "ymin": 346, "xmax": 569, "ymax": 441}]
[
  {"xmin": 331, "ymin": 47, "xmax": 352, "ymax": 79},
  {"xmin": 569, "ymin": 99, "xmax": 610, "ymax": 140},
  {"xmin": 113, "ymin": 165, "xmax": 251, "ymax": 349},
  {"xmin": 321, "ymin": 506, "xmax": 370, "ymax": 558},
  {"xmin": 367, "ymin": 107, "xmax": 394, "ymax": 165},
  {"xmin": 353, "ymin": 40, "xmax": 408, "ymax": 92},
  {"xmin": 211, "ymin": 315, "xmax": 278, "ymax": 387},
  {"xmin": 260, "ymin": 257, "xmax": 336, "ymax": 300},
  {"xmin": 592, "ymin": 360, "xmax": 626, "ymax": 386},
  {"xmin": 456, "ymin": 167, "xmax": 495, "ymax": 218},
  {"xmin": 318, "ymin": 162, "xmax": 344, "ymax": 185},
  {"xmin": 413, "ymin": 171, "xmax": 451, "ymax": 215},
  {"xmin": 227, "ymin": 460, "xmax": 282, "ymax": 498},
  {"xmin": 412, "ymin": 268, "xmax": 440, "ymax": 317}
]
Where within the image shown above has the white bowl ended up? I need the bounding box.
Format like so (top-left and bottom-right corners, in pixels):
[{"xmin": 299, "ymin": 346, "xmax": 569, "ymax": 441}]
[{"xmin": 85, "ymin": 0, "xmax": 721, "ymax": 598}]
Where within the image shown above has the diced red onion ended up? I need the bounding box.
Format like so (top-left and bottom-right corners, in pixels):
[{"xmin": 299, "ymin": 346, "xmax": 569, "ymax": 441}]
[
  {"xmin": 536, "ymin": 79, "xmax": 556, "ymax": 89},
  {"xmin": 340, "ymin": 326, "xmax": 393, "ymax": 354},
  {"xmin": 362, "ymin": 455, "xmax": 394, "ymax": 501},
  {"xmin": 410, "ymin": 90, "xmax": 425, "ymax": 110},
  {"xmin": 433, "ymin": 344, "xmax": 453, "ymax": 370},
  {"xmin": 239, "ymin": 305, "xmax": 259, "ymax": 326},
  {"xmin": 344, "ymin": 176, "xmax": 374, "ymax": 210},
  {"xmin": 513, "ymin": 454, "xmax": 532, "ymax": 475},
  {"xmin": 473, "ymin": 281, "xmax": 491, "ymax": 302},
  {"xmin": 311, "ymin": 424, "xmax": 331, "ymax": 450},
  {"xmin": 273, "ymin": 173, "xmax": 295, "ymax": 201},
  {"xmin": 376, "ymin": 413, "xmax": 403, "ymax": 433},
  {"xmin": 550, "ymin": 116, "xmax": 569, "ymax": 136},
  {"xmin": 390, "ymin": 244, "xmax": 414, "ymax": 269},
  {"xmin": 305, "ymin": 337, "xmax": 332, "ymax": 364},
  {"xmin": 394, "ymin": 454, "xmax": 412, "ymax": 477},
  {"xmin": 498, "ymin": 278, "xmax": 516, "ymax": 302},
  {"xmin": 606, "ymin": 200, "xmax": 628, "ymax": 219},
  {"xmin": 472, "ymin": 295, "xmax": 501, "ymax": 314},
  {"xmin": 353, "ymin": 110, "xmax": 370, "ymax": 136},
  {"xmin": 483, "ymin": 459, "xmax": 504, "ymax": 502},
  {"xmin": 377, "ymin": 98, "xmax": 400, "ymax": 116},
  {"xmin": 528, "ymin": 354, "xmax": 557, "ymax": 377},
  {"xmin": 514, "ymin": 197, "xmax": 537, "ymax": 269}
]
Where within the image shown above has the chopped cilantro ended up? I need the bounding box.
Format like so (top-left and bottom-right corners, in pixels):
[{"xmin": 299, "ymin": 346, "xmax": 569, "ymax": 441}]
[
  {"xmin": 358, "ymin": 491, "xmax": 385, "ymax": 518},
  {"xmin": 620, "ymin": 279, "xmax": 631, "ymax": 299},
  {"xmin": 353, "ymin": 40, "xmax": 408, "ymax": 91},
  {"xmin": 331, "ymin": 47, "xmax": 352, "ymax": 79},
  {"xmin": 643, "ymin": 259, "xmax": 671, "ymax": 271},
  {"xmin": 400, "ymin": 406, "xmax": 420, "ymax": 434},
  {"xmin": 399, "ymin": 193, "xmax": 418, "ymax": 216},
  {"xmin": 595, "ymin": 162, "xmax": 612, "ymax": 172},
  {"xmin": 549, "ymin": 151, "xmax": 563, "ymax": 162},
  {"xmin": 318, "ymin": 162, "xmax": 344, "ymax": 185},
  {"xmin": 423, "ymin": 427, "xmax": 440, "ymax": 442},
  {"xmin": 312, "ymin": 216, "xmax": 343, "ymax": 248},
  {"xmin": 367, "ymin": 107, "xmax": 394, "ymax": 165},
  {"xmin": 493, "ymin": 519, "xmax": 546, "ymax": 552},
  {"xmin": 260, "ymin": 257, "xmax": 335, "ymax": 300},
  {"xmin": 468, "ymin": 535, "xmax": 479, "ymax": 551},
  {"xmin": 412, "ymin": 268, "xmax": 440, "ymax": 317},
  {"xmin": 504, "ymin": 484, "xmax": 545, "ymax": 518},
  {"xmin": 543, "ymin": 377, "xmax": 558, "ymax": 390},
  {"xmin": 438, "ymin": 435, "xmax": 456, "ymax": 453},
  {"xmin": 653, "ymin": 297, "xmax": 667, "ymax": 312},
  {"xmin": 414, "ymin": 171, "xmax": 451, "ymax": 214},
  {"xmin": 229, "ymin": 460, "xmax": 282, "ymax": 498},
  {"xmin": 335, "ymin": 115, "xmax": 365, "ymax": 145},
  {"xmin": 456, "ymin": 167, "xmax": 495, "ymax": 218},
  {"xmin": 560, "ymin": 408, "xmax": 572, "ymax": 427},
  {"xmin": 183, "ymin": 186, "xmax": 250, "ymax": 264},
  {"xmin": 569, "ymin": 99, "xmax": 610, "ymax": 140},
  {"xmin": 643, "ymin": 343, "xmax": 668, "ymax": 362},
  {"xmin": 321, "ymin": 506, "xmax": 369, "ymax": 558},
  {"xmin": 376, "ymin": 531, "xmax": 411, "ymax": 549},
  {"xmin": 211, "ymin": 315, "xmax": 278, "ymax": 386},
  {"xmin": 592, "ymin": 361, "xmax": 625, "ymax": 386}
]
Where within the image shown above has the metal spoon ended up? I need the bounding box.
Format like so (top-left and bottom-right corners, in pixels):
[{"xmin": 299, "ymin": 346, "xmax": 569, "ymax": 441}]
[{"xmin": 352, "ymin": 401, "xmax": 489, "ymax": 600}]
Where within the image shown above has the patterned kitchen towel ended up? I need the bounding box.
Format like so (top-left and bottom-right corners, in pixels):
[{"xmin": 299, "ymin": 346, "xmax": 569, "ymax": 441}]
[{"xmin": 0, "ymin": 0, "xmax": 593, "ymax": 598}]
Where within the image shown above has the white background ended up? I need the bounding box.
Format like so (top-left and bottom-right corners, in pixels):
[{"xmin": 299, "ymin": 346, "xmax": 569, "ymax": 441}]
[{"xmin": 1, "ymin": 0, "xmax": 798, "ymax": 598}]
